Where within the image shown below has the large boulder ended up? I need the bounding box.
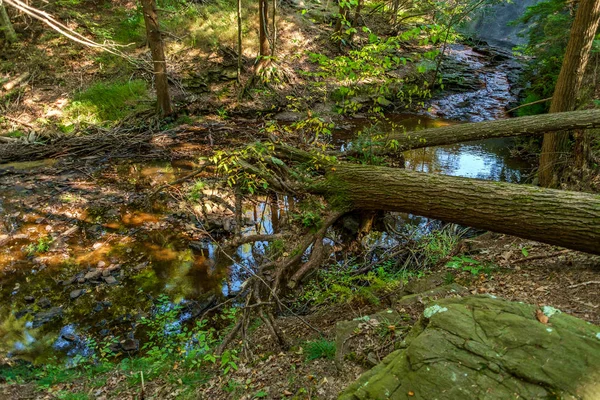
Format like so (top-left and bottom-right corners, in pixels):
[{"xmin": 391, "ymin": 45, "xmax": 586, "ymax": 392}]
[{"xmin": 339, "ymin": 296, "xmax": 600, "ymax": 399}]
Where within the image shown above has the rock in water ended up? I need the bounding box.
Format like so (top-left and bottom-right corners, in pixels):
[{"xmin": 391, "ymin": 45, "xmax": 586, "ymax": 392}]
[
  {"xmin": 339, "ymin": 296, "xmax": 600, "ymax": 400},
  {"xmin": 70, "ymin": 289, "xmax": 86, "ymax": 300},
  {"xmin": 32, "ymin": 307, "xmax": 63, "ymax": 328}
]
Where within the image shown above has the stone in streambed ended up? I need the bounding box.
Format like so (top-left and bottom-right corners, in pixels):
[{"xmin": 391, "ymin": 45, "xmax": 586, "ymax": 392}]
[
  {"xmin": 32, "ymin": 307, "xmax": 63, "ymax": 328},
  {"xmin": 103, "ymin": 276, "xmax": 117, "ymax": 285},
  {"xmin": 70, "ymin": 289, "xmax": 86, "ymax": 300},
  {"xmin": 84, "ymin": 269, "xmax": 102, "ymax": 281}
]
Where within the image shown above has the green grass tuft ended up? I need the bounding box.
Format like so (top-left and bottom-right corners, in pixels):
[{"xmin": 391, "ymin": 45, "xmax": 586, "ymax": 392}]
[
  {"xmin": 304, "ymin": 339, "xmax": 336, "ymax": 361},
  {"xmin": 62, "ymin": 80, "xmax": 148, "ymax": 128}
]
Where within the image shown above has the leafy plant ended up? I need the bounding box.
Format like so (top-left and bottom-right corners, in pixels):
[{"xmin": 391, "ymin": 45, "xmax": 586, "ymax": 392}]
[
  {"xmin": 25, "ymin": 236, "xmax": 53, "ymax": 256},
  {"xmin": 446, "ymin": 255, "xmax": 493, "ymax": 275},
  {"xmin": 304, "ymin": 339, "xmax": 336, "ymax": 361},
  {"xmin": 512, "ymin": 0, "xmax": 573, "ymax": 115},
  {"xmin": 188, "ymin": 180, "xmax": 206, "ymax": 202}
]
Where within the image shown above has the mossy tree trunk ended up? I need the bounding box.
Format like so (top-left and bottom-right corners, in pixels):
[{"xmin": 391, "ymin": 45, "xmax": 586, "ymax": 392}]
[
  {"xmin": 538, "ymin": 0, "xmax": 600, "ymax": 187},
  {"xmin": 0, "ymin": 2, "xmax": 17, "ymax": 43},
  {"xmin": 312, "ymin": 164, "xmax": 600, "ymax": 255},
  {"xmin": 141, "ymin": 0, "xmax": 173, "ymax": 117}
]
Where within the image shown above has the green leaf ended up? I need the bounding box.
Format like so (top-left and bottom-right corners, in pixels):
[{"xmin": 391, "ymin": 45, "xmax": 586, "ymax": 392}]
[{"xmin": 270, "ymin": 156, "xmax": 285, "ymax": 166}]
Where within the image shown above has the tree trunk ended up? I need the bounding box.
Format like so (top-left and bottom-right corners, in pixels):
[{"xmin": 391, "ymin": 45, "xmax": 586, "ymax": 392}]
[
  {"xmin": 538, "ymin": 0, "xmax": 600, "ymax": 187},
  {"xmin": 259, "ymin": 0, "xmax": 270, "ymax": 58},
  {"xmin": 574, "ymin": 129, "xmax": 593, "ymax": 169},
  {"xmin": 141, "ymin": 0, "xmax": 173, "ymax": 117},
  {"xmin": 313, "ymin": 164, "xmax": 600, "ymax": 255},
  {"xmin": 334, "ymin": 1, "xmax": 350, "ymax": 35},
  {"xmin": 271, "ymin": 0, "xmax": 277, "ymax": 57},
  {"xmin": 237, "ymin": 0, "xmax": 242, "ymax": 82},
  {"xmin": 375, "ymin": 109, "xmax": 600, "ymax": 153},
  {"xmin": 0, "ymin": 3, "xmax": 17, "ymax": 43}
]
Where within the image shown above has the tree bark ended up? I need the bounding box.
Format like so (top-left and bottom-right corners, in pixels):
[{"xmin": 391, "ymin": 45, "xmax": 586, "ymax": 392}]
[
  {"xmin": 313, "ymin": 164, "xmax": 600, "ymax": 255},
  {"xmin": 271, "ymin": 0, "xmax": 277, "ymax": 57},
  {"xmin": 374, "ymin": 109, "xmax": 600, "ymax": 154},
  {"xmin": 259, "ymin": 0, "xmax": 270, "ymax": 58},
  {"xmin": 140, "ymin": 0, "xmax": 173, "ymax": 117},
  {"xmin": 237, "ymin": 0, "xmax": 242, "ymax": 82},
  {"xmin": 0, "ymin": 3, "xmax": 17, "ymax": 43},
  {"xmin": 538, "ymin": 0, "xmax": 600, "ymax": 187}
]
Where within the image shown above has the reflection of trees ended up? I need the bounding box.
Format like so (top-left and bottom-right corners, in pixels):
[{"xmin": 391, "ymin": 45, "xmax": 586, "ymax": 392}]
[
  {"xmin": 404, "ymin": 146, "xmax": 463, "ymax": 174},
  {"xmin": 403, "ymin": 139, "xmax": 531, "ymax": 183}
]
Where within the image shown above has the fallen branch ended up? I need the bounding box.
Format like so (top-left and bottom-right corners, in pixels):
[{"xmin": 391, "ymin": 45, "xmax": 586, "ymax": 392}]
[
  {"xmin": 568, "ymin": 281, "xmax": 600, "ymax": 289},
  {"xmin": 2, "ymin": 115, "xmax": 35, "ymax": 129},
  {"xmin": 377, "ymin": 109, "xmax": 600, "ymax": 153},
  {"xmin": 512, "ymin": 250, "xmax": 571, "ymax": 264}
]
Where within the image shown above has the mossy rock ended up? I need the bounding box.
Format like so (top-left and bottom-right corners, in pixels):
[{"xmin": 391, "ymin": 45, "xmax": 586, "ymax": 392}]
[{"xmin": 340, "ymin": 296, "xmax": 600, "ymax": 399}]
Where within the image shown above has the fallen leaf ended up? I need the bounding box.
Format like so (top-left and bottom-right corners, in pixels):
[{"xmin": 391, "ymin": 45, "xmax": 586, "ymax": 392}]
[
  {"xmin": 408, "ymin": 391, "xmax": 415, "ymax": 396},
  {"xmin": 283, "ymin": 390, "xmax": 293, "ymax": 396},
  {"xmin": 536, "ymin": 309, "xmax": 549, "ymax": 324}
]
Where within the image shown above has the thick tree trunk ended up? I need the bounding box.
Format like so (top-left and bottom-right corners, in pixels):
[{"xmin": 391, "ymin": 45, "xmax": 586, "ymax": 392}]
[
  {"xmin": 141, "ymin": 0, "xmax": 173, "ymax": 117},
  {"xmin": 259, "ymin": 0, "xmax": 270, "ymax": 58},
  {"xmin": 0, "ymin": 3, "xmax": 17, "ymax": 43},
  {"xmin": 376, "ymin": 109, "xmax": 600, "ymax": 153},
  {"xmin": 314, "ymin": 164, "xmax": 600, "ymax": 255},
  {"xmin": 538, "ymin": 0, "xmax": 600, "ymax": 187}
]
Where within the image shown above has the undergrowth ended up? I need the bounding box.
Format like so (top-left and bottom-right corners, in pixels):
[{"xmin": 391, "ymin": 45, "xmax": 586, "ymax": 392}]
[
  {"xmin": 304, "ymin": 339, "xmax": 336, "ymax": 361},
  {"xmin": 61, "ymin": 80, "xmax": 148, "ymax": 130},
  {"xmin": 294, "ymin": 224, "xmax": 467, "ymax": 309}
]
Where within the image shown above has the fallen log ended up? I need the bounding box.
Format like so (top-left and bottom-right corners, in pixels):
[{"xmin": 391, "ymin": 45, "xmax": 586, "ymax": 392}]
[
  {"xmin": 313, "ymin": 163, "xmax": 600, "ymax": 255},
  {"xmin": 380, "ymin": 108, "xmax": 600, "ymax": 152}
]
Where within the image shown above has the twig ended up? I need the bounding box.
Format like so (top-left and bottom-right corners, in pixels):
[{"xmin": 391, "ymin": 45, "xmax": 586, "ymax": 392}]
[
  {"xmin": 505, "ymin": 97, "xmax": 552, "ymax": 114},
  {"xmin": 568, "ymin": 281, "xmax": 600, "ymax": 289},
  {"xmin": 3, "ymin": 115, "xmax": 35, "ymax": 129},
  {"xmin": 512, "ymin": 250, "xmax": 570, "ymax": 264}
]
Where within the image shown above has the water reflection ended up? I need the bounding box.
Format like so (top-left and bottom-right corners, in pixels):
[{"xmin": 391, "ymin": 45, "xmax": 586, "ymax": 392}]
[
  {"xmin": 404, "ymin": 138, "xmax": 531, "ymax": 183},
  {"xmin": 334, "ymin": 114, "xmax": 532, "ymax": 183}
]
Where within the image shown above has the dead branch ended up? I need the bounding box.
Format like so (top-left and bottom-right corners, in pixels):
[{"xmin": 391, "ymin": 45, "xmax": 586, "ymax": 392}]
[
  {"xmin": 288, "ymin": 232, "xmax": 329, "ymax": 289},
  {"xmin": 512, "ymin": 250, "xmax": 570, "ymax": 264},
  {"xmin": 568, "ymin": 281, "xmax": 600, "ymax": 289}
]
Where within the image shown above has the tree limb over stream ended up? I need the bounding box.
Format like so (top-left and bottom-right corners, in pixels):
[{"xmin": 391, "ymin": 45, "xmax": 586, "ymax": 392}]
[{"xmin": 378, "ymin": 108, "xmax": 600, "ymax": 153}]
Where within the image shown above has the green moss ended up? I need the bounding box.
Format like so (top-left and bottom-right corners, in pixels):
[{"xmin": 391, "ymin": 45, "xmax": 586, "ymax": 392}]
[{"xmin": 309, "ymin": 173, "xmax": 352, "ymax": 211}]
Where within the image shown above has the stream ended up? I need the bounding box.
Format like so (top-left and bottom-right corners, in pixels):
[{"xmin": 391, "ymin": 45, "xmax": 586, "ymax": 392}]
[{"xmin": 0, "ymin": 44, "xmax": 534, "ymax": 363}]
